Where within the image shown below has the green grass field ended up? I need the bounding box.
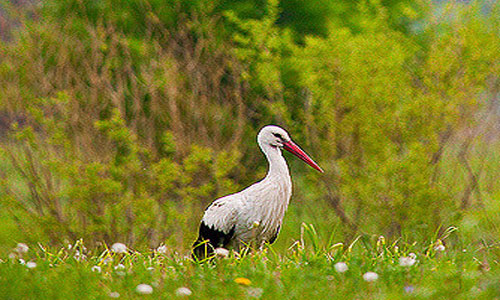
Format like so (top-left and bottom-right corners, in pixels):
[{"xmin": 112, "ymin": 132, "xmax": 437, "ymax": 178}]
[{"xmin": 1, "ymin": 227, "xmax": 499, "ymax": 299}]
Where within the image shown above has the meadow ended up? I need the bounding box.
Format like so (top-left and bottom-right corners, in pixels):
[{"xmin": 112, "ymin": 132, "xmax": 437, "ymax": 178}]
[
  {"xmin": 2, "ymin": 226, "xmax": 499, "ymax": 299},
  {"xmin": 0, "ymin": 0, "xmax": 499, "ymax": 298}
]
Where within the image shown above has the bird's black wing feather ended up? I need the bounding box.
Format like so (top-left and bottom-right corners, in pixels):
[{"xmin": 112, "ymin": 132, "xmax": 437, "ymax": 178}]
[
  {"xmin": 268, "ymin": 225, "xmax": 280, "ymax": 244},
  {"xmin": 192, "ymin": 221, "xmax": 235, "ymax": 260}
]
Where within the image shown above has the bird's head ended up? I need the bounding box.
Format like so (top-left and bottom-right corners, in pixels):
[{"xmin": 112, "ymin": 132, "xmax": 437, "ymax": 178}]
[{"xmin": 258, "ymin": 125, "xmax": 324, "ymax": 173}]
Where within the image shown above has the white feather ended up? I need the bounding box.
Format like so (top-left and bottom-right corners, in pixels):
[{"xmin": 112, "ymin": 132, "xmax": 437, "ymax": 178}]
[{"xmin": 201, "ymin": 195, "xmax": 241, "ymax": 234}]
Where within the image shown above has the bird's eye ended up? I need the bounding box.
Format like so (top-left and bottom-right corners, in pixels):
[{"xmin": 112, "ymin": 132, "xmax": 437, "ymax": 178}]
[{"xmin": 273, "ymin": 133, "xmax": 283, "ymax": 140}]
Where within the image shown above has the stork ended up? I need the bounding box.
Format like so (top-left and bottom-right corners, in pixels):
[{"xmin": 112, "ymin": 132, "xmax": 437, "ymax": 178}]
[{"xmin": 192, "ymin": 125, "xmax": 323, "ymax": 260}]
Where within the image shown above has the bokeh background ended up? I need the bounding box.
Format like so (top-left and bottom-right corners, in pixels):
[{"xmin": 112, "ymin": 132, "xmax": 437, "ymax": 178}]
[{"xmin": 0, "ymin": 0, "xmax": 498, "ymax": 255}]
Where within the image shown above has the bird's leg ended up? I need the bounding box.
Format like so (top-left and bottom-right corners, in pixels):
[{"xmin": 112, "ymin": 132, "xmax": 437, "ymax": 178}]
[{"xmin": 250, "ymin": 221, "xmax": 261, "ymax": 249}]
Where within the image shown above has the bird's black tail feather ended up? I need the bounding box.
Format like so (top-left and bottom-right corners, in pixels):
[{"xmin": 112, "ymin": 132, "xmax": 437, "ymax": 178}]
[{"xmin": 192, "ymin": 222, "xmax": 235, "ymax": 261}]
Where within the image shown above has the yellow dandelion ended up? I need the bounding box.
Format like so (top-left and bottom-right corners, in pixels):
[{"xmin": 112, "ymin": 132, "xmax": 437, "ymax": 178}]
[{"xmin": 234, "ymin": 277, "xmax": 251, "ymax": 286}]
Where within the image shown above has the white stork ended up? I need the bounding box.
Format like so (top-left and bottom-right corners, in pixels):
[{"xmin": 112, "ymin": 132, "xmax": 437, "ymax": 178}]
[{"xmin": 192, "ymin": 125, "xmax": 323, "ymax": 260}]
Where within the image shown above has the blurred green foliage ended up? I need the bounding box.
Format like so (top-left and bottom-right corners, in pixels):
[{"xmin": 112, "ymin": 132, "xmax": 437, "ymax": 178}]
[{"xmin": 0, "ymin": 0, "xmax": 499, "ymax": 254}]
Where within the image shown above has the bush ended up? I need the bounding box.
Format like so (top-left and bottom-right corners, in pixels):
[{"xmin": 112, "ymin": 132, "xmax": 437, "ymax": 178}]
[
  {"xmin": 292, "ymin": 1, "xmax": 499, "ymax": 240},
  {"xmin": 0, "ymin": 94, "xmax": 242, "ymax": 249},
  {"xmin": 0, "ymin": 0, "xmax": 498, "ymax": 251}
]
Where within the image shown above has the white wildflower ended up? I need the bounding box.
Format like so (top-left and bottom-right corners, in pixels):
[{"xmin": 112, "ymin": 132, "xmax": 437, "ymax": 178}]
[
  {"xmin": 247, "ymin": 287, "xmax": 263, "ymax": 298},
  {"xmin": 19, "ymin": 259, "xmax": 25, "ymax": 265},
  {"xmin": 404, "ymin": 285, "xmax": 415, "ymax": 293},
  {"xmin": 363, "ymin": 272, "xmax": 379, "ymax": 282},
  {"xmin": 91, "ymin": 265, "xmax": 102, "ymax": 273},
  {"xmin": 102, "ymin": 257, "xmax": 113, "ymax": 265},
  {"xmin": 214, "ymin": 247, "xmax": 229, "ymax": 258},
  {"xmin": 109, "ymin": 292, "xmax": 120, "ymax": 298},
  {"xmin": 156, "ymin": 245, "xmax": 167, "ymax": 254},
  {"xmin": 334, "ymin": 262, "xmax": 348, "ymax": 273},
  {"xmin": 67, "ymin": 244, "xmax": 73, "ymax": 250},
  {"xmin": 435, "ymin": 244, "xmax": 445, "ymax": 252},
  {"xmin": 15, "ymin": 243, "xmax": 29, "ymax": 254},
  {"xmin": 73, "ymin": 250, "xmax": 87, "ymax": 261},
  {"xmin": 26, "ymin": 261, "xmax": 37, "ymax": 269},
  {"xmin": 111, "ymin": 243, "xmax": 128, "ymax": 254},
  {"xmin": 399, "ymin": 256, "xmax": 416, "ymax": 267},
  {"xmin": 175, "ymin": 287, "xmax": 192, "ymax": 296},
  {"xmin": 114, "ymin": 264, "xmax": 126, "ymax": 276},
  {"xmin": 136, "ymin": 284, "xmax": 153, "ymax": 295}
]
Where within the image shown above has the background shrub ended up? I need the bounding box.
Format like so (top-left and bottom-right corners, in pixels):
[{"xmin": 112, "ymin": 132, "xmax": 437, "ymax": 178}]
[{"xmin": 0, "ymin": 0, "xmax": 498, "ymax": 253}]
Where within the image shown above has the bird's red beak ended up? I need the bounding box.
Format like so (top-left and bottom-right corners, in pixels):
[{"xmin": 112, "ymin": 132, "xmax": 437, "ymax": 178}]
[{"xmin": 283, "ymin": 141, "xmax": 324, "ymax": 173}]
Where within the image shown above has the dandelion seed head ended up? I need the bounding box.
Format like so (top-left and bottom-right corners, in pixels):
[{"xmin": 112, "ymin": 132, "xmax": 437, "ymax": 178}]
[
  {"xmin": 363, "ymin": 272, "xmax": 379, "ymax": 282},
  {"xmin": 156, "ymin": 245, "xmax": 167, "ymax": 254},
  {"xmin": 91, "ymin": 265, "xmax": 102, "ymax": 273},
  {"xmin": 109, "ymin": 291, "xmax": 120, "ymax": 298},
  {"xmin": 136, "ymin": 284, "xmax": 153, "ymax": 295},
  {"xmin": 399, "ymin": 256, "xmax": 416, "ymax": 267},
  {"xmin": 111, "ymin": 243, "xmax": 128, "ymax": 254},
  {"xmin": 102, "ymin": 257, "xmax": 113, "ymax": 265},
  {"xmin": 434, "ymin": 244, "xmax": 445, "ymax": 252},
  {"xmin": 15, "ymin": 243, "xmax": 29, "ymax": 254},
  {"xmin": 73, "ymin": 251, "xmax": 87, "ymax": 261},
  {"xmin": 114, "ymin": 264, "xmax": 126, "ymax": 276},
  {"xmin": 334, "ymin": 262, "xmax": 348, "ymax": 273},
  {"xmin": 214, "ymin": 248, "xmax": 229, "ymax": 258},
  {"xmin": 175, "ymin": 287, "xmax": 192, "ymax": 296},
  {"xmin": 247, "ymin": 287, "xmax": 263, "ymax": 298}
]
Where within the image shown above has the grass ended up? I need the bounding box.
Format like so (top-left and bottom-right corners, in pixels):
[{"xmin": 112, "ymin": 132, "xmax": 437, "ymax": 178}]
[{"xmin": 1, "ymin": 228, "xmax": 499, "ymax": 299}]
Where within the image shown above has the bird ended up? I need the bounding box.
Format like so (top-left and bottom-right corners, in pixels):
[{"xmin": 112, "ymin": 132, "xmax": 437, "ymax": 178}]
[{"xmin": 192, "ymin": 125, "xmax": 323, "ymax": 260}]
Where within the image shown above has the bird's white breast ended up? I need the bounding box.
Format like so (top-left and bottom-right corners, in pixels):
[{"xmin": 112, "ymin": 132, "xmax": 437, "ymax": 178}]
[{"xmin": 232, "ymin": 175, "xmax": 292, "ymax": 247}]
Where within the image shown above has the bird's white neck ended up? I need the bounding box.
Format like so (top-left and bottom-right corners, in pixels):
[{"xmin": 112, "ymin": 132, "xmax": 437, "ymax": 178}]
[{"xmin": 261, "ymin": 144, "xmax": 291, "ymax": 182}]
